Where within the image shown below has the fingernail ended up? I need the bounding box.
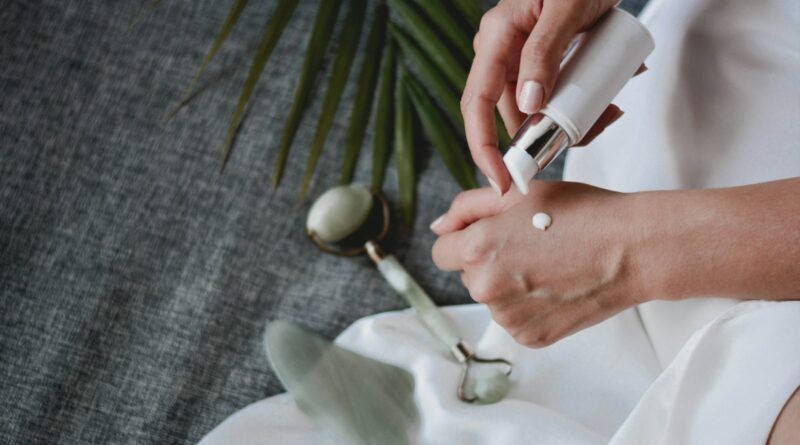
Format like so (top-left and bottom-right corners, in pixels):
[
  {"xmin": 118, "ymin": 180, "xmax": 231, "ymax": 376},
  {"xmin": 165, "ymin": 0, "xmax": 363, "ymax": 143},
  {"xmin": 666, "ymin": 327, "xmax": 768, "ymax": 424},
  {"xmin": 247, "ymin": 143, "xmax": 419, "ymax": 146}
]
[
  {"xmin": 488, "ymin": 177, "xmax": 502, "ymax": 196},
  {"xmin": 430, "ymin": 215, "xmax": 445, "ymax": 231},
  {"xmin": 518, "ymin": 81, "xmax": 544, "ymax": 114},
  {"xmin": 610, "ymin": 110, "xmax": 625, "ymax": 124}
]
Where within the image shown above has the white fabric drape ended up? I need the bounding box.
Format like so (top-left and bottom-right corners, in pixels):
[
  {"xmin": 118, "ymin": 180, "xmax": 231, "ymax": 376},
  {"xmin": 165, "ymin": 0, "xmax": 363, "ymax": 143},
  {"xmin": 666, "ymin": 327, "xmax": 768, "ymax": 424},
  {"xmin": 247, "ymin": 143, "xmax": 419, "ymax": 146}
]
[{"xmin": 564, "ymin": 0, "xmax": 800, "ymax": 368}]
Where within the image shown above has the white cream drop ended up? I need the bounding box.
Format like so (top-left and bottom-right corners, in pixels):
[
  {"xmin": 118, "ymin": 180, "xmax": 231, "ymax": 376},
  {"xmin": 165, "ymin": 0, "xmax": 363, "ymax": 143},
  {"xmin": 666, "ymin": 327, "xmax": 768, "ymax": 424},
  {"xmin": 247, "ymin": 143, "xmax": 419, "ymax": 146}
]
[{"xmin": 532, "ymin": 212, "xmax": 552, "ymax": 231}]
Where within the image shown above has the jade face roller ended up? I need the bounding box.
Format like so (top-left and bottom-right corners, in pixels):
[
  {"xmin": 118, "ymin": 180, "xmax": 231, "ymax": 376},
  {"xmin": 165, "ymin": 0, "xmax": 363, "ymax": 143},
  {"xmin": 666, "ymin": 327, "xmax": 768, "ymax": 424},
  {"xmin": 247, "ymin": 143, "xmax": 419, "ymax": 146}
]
[{"xmin": 306, "ymin": 185, "xmax": 512, "ymax": 404}]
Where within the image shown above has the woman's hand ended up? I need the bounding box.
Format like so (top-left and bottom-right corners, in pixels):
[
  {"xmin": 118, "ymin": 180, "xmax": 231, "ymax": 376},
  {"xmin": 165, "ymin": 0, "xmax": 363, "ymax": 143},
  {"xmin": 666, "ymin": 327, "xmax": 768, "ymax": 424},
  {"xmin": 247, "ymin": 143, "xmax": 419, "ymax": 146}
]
[
  {"xmin": 430, "ymin": 178, "xmax": 800, "ymax": 348},
  {"xmin": 464, "ymin": 0, "xmax": 620, "ymax": 193},
  {"xmin": 430, "ymin": 182, "xmax": 645, "ymax": 347}
]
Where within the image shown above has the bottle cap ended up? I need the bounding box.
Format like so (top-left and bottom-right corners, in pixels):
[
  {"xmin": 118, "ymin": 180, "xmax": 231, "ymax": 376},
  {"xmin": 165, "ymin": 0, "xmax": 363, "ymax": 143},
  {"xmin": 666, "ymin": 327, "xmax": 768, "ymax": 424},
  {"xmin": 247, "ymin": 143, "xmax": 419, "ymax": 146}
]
[{"xmin": 504, "ymin": 146, "xmax": 538, "ymax": 195}]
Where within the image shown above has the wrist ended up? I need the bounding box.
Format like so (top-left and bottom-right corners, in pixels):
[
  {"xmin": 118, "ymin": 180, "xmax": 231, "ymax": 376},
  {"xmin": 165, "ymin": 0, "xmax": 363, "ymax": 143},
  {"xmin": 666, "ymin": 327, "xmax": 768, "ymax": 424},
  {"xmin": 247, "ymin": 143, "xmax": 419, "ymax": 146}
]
[
  {"xmin": 617, "ymin": 191, "xmax": 656, "ymax": 305},
  {"xmin": 628, "ymin": 189, "xmax": 724, "ymax": 302},
  {"xmin": 603, "ymin": 191, "xmax": 658, "ymax": 307}
]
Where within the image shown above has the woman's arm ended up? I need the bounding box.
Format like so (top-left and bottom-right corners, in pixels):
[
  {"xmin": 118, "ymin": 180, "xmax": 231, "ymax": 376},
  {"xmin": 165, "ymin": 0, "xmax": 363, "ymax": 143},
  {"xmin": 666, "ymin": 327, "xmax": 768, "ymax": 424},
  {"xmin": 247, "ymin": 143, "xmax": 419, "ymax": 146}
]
[
  {"xmin": 634, "ymin": 178, "xmax": 800, "ymax": 302},
  {"xmin": 430, "ymin": 178, "xmax": 800, "ymax": 347}
]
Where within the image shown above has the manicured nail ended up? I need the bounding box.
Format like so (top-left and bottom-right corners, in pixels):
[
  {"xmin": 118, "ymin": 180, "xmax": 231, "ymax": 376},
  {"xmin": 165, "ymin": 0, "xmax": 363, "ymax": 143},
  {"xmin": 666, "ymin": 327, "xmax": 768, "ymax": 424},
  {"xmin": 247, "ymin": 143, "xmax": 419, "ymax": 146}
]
[
  {"xmin": 488, "ymin": 177, "xmax": 502, "ymax": 196},
  {"xmin": 518, "ymin": 81, "xmax": 544, "ymax": 114},
  {"xmin": 430, "ymin": 215, "xmax": 445, "ymax": 231}
]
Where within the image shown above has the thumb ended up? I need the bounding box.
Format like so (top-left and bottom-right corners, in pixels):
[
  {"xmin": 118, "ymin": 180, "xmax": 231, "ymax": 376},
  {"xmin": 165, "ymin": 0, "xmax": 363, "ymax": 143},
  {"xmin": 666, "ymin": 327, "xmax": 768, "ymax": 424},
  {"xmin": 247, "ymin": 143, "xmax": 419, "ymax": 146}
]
[{"xmin": 515, "ymin": 3, "xmax": 581, "ymax": 114}]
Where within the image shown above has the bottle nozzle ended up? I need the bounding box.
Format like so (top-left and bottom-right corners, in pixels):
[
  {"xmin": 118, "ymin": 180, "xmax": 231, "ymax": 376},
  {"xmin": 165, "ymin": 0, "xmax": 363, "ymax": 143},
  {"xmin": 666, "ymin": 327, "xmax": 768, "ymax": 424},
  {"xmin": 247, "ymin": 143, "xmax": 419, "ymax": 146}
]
[{"xmin": 502, "ymin": 115, "xmax": 571, "ymax": 194}]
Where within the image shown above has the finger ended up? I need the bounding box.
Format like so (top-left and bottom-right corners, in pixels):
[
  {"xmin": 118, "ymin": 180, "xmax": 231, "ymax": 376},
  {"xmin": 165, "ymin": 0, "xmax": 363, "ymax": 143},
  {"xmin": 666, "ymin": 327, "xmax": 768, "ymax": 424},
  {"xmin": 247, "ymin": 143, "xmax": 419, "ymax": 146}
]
[
  {"xmin": 497, "ymin": 82, "xmax": 527, "ymax": 136},
  {"xmin": 515, "ymin": 2, "xmax": 581, "ymax": 114},
  {"xmin": 575, "ymin": 104, "xmax": 624, "ymax": 146},
  {"xmin": 431, "ymin": 231, "xmax": 468, "ymax": 272},
  {"xmin": 430, "ymin": 187, "xmax": 506, "ymax": 236},
  {"xmin": 462, "ymin": 5, "xmax": 535, "ymax": 194}
]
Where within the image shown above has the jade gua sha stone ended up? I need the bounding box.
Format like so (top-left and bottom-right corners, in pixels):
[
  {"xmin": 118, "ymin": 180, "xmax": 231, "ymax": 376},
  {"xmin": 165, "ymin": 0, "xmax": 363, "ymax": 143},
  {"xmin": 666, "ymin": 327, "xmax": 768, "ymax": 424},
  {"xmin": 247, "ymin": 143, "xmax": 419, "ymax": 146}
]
[{"xmin": 264, "ymin": 320, "xmax": 419, "ymax": 445}]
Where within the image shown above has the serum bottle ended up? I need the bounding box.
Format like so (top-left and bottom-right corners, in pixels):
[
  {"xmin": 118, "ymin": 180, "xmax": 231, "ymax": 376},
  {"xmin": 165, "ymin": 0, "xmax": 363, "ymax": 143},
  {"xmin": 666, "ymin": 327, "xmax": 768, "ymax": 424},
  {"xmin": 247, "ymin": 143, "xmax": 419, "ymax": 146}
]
[{"xmin": 503, "ymin": 8, "xmax": 655, "ymax": 194}]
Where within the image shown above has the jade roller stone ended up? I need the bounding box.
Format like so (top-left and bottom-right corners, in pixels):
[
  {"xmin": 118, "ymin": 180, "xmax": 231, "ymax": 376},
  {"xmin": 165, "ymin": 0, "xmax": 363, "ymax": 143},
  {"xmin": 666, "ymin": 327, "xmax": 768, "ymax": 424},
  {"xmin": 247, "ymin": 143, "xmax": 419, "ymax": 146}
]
[
  {"xmin": 306, "ymin": 184, "xmax": 373, "ymax": 243},
  {"xmin": 473, "ymin": 368, "xmax": 511, "ymax": 404}
]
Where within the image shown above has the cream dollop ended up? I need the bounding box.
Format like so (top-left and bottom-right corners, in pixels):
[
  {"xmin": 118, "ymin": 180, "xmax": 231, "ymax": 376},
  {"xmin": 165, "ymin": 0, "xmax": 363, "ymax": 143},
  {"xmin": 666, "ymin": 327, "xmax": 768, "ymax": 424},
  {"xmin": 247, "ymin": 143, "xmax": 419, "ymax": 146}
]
[{"xmin": 532, "ymin": 212, "xmax": 552, "ymax": 231}]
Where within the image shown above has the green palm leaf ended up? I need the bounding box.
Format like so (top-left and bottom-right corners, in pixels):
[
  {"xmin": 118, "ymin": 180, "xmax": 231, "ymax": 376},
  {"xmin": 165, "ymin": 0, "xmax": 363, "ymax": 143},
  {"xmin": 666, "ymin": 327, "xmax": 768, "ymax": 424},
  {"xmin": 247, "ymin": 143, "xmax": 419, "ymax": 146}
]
[
  {"xmin": 386, "ymin": 0, "xmax": 467, "ymax": 89},
  {"xmin": 390, "ymin": 24, "xmax": 461, "ymax": 127},
  {"xmin": 149, "ymin": 0, "xmax": 494, "ymax": 222},
  {"xmin": 392, "ymin": 24, "xmax": 510, "ymax": 159},
  {"xmin": 405, "ymin": 74, "xmax": 478, "ymax": 190},
  {"xmin": 340, "ymin": 3, "xmax": 388, "ymax": 185},
  {"xmin": 371, "ymin": 40, "xmax": 396, "ymax": 191},
  {"xmin": 394, "ymin": 69, "xmax": 416, "ymax": 226},
  {"xmin": 220, "ymin": 0, "xmax": 300, "ymax": 172},
  {"xmin": 411, "ymin": 0, "xmax": 473, "ymax": 61},
  {"xmin": 271, "ymin": 0, "xmax": 344, "ymax": 187},
  {"xmin": 167, "ymin": 0, "xmax": 249, "ymax": 120},
  {"xmin": 452, "ymin": 0, "xmax": 485, "ymax": 29},
  {"xmin": 298, "ymin": 0, "xmax": 367, "ymax": 200},
  {"xmin": 390, "ymin": 16, "xmax": 510, "ymax": 151}
]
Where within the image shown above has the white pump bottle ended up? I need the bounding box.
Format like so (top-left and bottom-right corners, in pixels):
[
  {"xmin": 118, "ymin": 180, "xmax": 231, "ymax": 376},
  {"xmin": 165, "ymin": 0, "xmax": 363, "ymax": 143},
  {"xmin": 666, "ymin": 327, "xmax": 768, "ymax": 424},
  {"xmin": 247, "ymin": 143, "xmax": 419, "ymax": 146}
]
[{"xmin": 503, "ymin": 8, "xmax": 655, "ymax": 194}]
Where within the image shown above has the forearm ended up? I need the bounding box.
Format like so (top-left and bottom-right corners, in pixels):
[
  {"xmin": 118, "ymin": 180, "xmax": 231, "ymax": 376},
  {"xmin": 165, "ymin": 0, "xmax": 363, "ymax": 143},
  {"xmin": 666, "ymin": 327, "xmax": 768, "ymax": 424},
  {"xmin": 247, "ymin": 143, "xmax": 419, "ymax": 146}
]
[{"xmin": 632, "ymin": 178, "xmax": 800, "ymax": 302}]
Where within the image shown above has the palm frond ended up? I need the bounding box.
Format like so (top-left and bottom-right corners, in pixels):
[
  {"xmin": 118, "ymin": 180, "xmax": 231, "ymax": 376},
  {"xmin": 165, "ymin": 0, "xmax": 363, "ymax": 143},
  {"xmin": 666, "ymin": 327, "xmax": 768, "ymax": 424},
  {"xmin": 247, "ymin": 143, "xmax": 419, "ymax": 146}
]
[
  {"xmin": 451, "ymin": 0, "xmax": 485, "ymax": 29},
  {"xmin": 298, "ymin": 0, "xmax": 368, "ymax": 200},
  {"xmin": 394, "ymin": 69, "xmax": 416, "ymax": 226},
  {"xmin": 271, "ymin": 0, "xmax": 344, "ymax": 187},
  {"xmin": 392, "ymin": 24, "xmax": 510, "ymax": 159},
  {"xmin": 340, "ymin": 3, "xmax": 388, "ymax": 185},
  {"xmin": 167, "ymin": 0, "xmax": 249, "ymax": 120},
  {"xmin": 153, "ymin": 0, "xmax": 495, "ymax": 224},
  {"xmin": 405, "ymin": 74, "xmax": 478, "ymax": 190},
  {"xmin": 411, "ymin": 0, "xmax": 473, "ymax": 61},
  {"xmin": 371, "ymin": 40, "xmax": 396, "ymax": 191},
  {"xmin": 220, "ymin": 0, "xmax": 300, "ymax": 172},
  {"xmin": 390, "ymin": 24, "xmax": 461, "ymax": 127},
  {"xmin": 386, "ymin": 0, "xmax": 467, "ymax": 89}
]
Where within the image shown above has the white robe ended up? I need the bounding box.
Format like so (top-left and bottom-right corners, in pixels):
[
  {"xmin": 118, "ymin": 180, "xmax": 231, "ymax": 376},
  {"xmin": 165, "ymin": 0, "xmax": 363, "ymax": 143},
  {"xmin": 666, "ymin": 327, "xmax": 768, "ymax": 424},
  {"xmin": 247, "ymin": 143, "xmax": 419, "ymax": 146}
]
[{"xmin": 200, "ymin": 0, "xmax": 800, "ymax": 443}]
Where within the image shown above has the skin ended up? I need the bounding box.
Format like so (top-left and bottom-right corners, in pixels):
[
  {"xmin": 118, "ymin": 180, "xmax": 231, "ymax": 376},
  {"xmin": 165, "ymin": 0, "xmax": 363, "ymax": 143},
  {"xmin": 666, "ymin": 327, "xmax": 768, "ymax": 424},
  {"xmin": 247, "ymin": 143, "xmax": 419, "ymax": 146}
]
[
  {"xmin": 431, "ymin": 179, "xmax": 800, "ymax": 345},
  {"xmin": 769, "ymin": 385, "xmax": 800, "ymax": 445},
  {"xmin": 455, "ymin": 0, "xmax": 800, "ymax": 436}
]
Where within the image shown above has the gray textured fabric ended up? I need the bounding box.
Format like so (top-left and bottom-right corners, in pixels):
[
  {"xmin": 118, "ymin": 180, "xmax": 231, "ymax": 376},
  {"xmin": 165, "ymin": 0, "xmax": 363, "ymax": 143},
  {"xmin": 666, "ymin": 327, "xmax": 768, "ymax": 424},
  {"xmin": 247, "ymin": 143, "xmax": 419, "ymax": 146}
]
[{"xmin": 0, "ymin": 0, "xmax": 648, "ymax": 443}]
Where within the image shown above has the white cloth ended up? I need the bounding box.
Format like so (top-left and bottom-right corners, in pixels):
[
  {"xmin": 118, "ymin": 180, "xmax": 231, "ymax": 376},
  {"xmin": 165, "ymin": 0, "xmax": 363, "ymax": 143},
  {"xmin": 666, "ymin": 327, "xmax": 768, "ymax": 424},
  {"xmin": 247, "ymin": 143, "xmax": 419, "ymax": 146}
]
[
  {"xmin": 200, "ymin": 0, "xmax": 800, "ymax": 443},
  {"xmin": 563, "ymin": 0, "xmax": 800, "ymax": 367},
  {"xmin": 201, "ymin": 303, "xmax": 800, "ymax": 444}
]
